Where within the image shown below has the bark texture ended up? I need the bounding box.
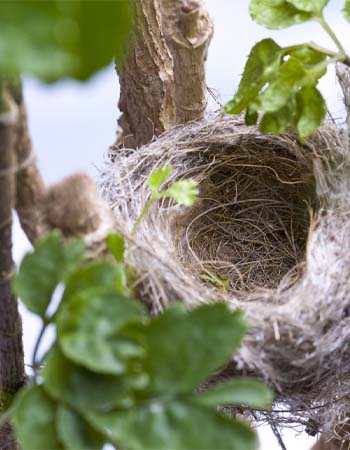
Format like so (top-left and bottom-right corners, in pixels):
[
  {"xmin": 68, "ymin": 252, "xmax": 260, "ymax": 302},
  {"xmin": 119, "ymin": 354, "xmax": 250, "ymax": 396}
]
[
  {"xmin": 114, "ymin": 0, "xmax": 213, "ymax": 149},
  {"xmin": 160, "ymin": 0, "xmax": 213, "ymax": 123},
  {"xmin": 14, "ymin": 102, "xmax": 46, "ymax": 243},
  {"xmin": 116, "ymin": 0, "xmax": 176, "ymax": 148},
  {"xmin": 0, "ymin": 102, "xmax": 24, "ymax": 450}
]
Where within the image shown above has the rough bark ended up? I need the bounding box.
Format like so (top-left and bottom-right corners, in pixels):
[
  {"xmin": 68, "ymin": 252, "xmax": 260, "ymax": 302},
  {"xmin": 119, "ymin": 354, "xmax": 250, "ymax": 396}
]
[
  {"xmin": 160, "ymin": 0, "xmax": 213, "ymax": 123},
  {"xmin": 14, "ymin": 102, "xmax": 46, "ymax": 243},
  {"xmin": 114, "ymin": 0, "xmax": 213, "ymax": 150},
  {"xmin": 115, "ymin": 0, "xmax": 176, "ymax": 149},
  {"xmin": 0, "ymin": 101, "xmax": 25, "ymax": 450}
]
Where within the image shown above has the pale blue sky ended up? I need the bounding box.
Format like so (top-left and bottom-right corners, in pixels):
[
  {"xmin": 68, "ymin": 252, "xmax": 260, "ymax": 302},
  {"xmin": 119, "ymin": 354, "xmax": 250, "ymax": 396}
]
[{"xmin": 14, "ymin": 2, "xmax": 349, "ymax": 448}]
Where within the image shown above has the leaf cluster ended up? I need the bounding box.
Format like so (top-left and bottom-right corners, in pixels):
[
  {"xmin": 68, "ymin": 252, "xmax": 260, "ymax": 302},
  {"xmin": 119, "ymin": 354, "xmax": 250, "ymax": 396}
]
[
  {"xmin": 132, "ymin": 166, "xmax": 199, "ymax": 235},
  {"xmin": 225, "ymin": 0, "xmax": 350, "ymax": 139},
  {"xmin": 11, "ymin": 231, "xmax": 272, "ymax": 450},
  {"xmin": 0, "ymin": 0, "xmax": 133, "ymax": 82}
]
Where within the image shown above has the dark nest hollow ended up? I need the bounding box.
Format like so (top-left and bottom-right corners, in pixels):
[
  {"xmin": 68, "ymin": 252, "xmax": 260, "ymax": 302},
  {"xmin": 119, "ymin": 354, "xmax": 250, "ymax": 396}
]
[{"xmin": 100, "ymin": 115, "xmax": 350, "ymax": 439}]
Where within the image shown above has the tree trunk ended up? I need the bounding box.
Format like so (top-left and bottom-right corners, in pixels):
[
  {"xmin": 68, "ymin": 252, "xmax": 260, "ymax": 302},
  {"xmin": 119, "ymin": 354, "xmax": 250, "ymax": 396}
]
[
  {"xmin": 113, "ymin": 0, "xmax": 213, "ymax": 150},
  {"xmin": 0, "ymin": 99, "xmax": 25, "ymax": 450}
]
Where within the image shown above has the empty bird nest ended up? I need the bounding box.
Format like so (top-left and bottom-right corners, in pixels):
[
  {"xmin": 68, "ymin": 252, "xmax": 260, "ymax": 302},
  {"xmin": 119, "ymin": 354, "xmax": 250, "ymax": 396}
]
[{"xmin": 100, "ymin": 114, "xmax": 350, "ymax": 439}]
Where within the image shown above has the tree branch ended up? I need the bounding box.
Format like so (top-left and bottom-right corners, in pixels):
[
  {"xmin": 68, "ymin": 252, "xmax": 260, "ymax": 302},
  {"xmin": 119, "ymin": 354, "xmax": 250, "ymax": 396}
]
[
  {"xmin": 160, "ymin": 0, "xmax": 213, "ymax": 123},
  {"xmin": 115, "ymin": 0, "xmax": 176, "ymax": 149},
  {"xmin": 14, "ymin": 102, "xmax": 47, "ymax": 243},
  {"xmin": 11, "ymin": 95, "xmax": 113, "ymax": 248},
  {"xmin": 113, "ymin": 0, "xmax": 213, "ymax": 151},
  {"xmin": 0, "ymin": 98, "xmax": 24, "ymax": 450}
]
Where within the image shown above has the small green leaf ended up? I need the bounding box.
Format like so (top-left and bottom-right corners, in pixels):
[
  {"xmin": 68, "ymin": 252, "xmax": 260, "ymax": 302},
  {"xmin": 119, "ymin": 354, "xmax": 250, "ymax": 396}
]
[
  {"xmin": 199, "ymin": 268, "xmax": 230, "ymax": 293},
  {"xmin": 56, "ymin": 287, "xmax": 145, "ymax": 374},
  {"xmin": 196, "ymin": 378, "xmax": 273, "ymax": 409},
  {"xmin": 56, "ymin": 403, "xmax": 104, "ymax": 450},
  {"xmin": 107, "ymin": 232, "xmax": 125, "ymax": 263},
  {"xmin": 164, "ymin": 179, "xmax": 199, "ymax": 206},
  {"xmin": 88, "ymin": 399, "xmax": 258, "ymax": 450},
  {"xmin": 148, "ymin": 166, "xmax": 172, "ymax": 191},
  {"xmin": 343, "ymin": 0, "xmax": 350, "ymax": 20},
  {"xmin": 11, "ymin": 385, "xmax": 63, "ymax": 450},
  {"xmin": 142, "ymin": 303, "xmax": 248, "ymax": 395},
  {"xmin": 296, "ymin": 85, "xmax": 326, "ymax": 138},
  {"xmin": 249, "ymin": 0, "xmax": 314, "ymax": 29},
  {"xmin": 42, "ymin": 347, "xmax": 133, "ymax": 412},
  {"xmin": 13, "ymin": 232, "xmax": 85, "ymax": 318},
  {"xmin": 224, "ymin": 39, "xmax": 282, "ymax": 115}
]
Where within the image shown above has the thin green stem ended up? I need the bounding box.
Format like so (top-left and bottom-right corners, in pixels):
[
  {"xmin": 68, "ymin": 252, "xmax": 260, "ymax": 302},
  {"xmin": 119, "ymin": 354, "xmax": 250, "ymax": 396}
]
[
  {"xmin": 282, "ymin": 42, "xmax": 337, "ymax": 58},
  {"xmin": 31, "ymin": 320, "xmax": 49, "ymax": 371},
  {"xmin": 317, "ymin": 14, "xmax": 347, "ymax": 57},
  {"xmin": 131, "ymin": 198, "xmax": 154, "ymax": 236}
]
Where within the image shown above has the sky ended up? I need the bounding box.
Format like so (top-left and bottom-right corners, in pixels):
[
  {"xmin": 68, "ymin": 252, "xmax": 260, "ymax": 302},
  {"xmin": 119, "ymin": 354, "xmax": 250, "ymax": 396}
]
[{"xmin": 12, "ymin": 1, "xmax": 350, "ymax": 448}]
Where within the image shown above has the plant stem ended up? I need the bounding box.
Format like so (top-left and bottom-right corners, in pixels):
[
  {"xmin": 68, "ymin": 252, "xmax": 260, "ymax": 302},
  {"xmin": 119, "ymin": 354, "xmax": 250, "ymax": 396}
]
[
  {"xmin": 131, "ymin": 198, "xmax": 154, "ymax": 236},
  {"xmin": 282, "ymin": 42, "xmax": 337, "ymax": 58},
  {"xmin": 317, "ymin": 14, "xmax": 347, "ymax": 57},
  {"xmin": 31, "ymin": 321, "xmax": 48, "ymax": 370}
]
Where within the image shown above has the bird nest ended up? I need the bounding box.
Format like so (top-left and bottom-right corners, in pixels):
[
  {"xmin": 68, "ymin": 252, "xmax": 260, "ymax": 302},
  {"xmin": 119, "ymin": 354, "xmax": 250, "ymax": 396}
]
[{"xmin": 100, "ymin": 115, "xmax": 350, "ymax": 438}]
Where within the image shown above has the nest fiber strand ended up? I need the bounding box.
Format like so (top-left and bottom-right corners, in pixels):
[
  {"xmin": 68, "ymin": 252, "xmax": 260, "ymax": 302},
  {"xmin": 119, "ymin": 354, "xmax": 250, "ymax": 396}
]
[{"xmin": 100, "ymin": 115, "xmax": 350, "ymax": 437}]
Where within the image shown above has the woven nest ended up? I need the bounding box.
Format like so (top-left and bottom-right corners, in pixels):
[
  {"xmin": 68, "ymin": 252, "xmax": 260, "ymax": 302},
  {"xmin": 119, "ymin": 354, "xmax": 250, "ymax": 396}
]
[{"xmin": 100, "ymin": 115, "xmax": 350, "ymax": 438}]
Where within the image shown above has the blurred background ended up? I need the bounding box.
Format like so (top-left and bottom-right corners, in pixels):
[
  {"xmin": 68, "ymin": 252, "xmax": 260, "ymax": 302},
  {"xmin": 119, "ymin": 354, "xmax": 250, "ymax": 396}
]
[{"xmin": 13, "ymin": 1, "xmax": 350, "ymax": 448}]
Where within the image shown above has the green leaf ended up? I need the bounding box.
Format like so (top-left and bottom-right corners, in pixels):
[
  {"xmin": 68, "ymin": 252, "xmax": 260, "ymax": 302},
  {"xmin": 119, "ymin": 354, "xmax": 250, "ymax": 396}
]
[
  {"xmin": 11, "ymin": 385, "xmax": 63, "ymax": 450},
  {"xmin": 13, "ymin": 232, "xmax": 85, "ymax": 318},
  {"xmin": 0, "ymin": 0, "xmax": 134, "ymax": 82},
  {"xmin": 148, "ymin": 166, "xmax": 172, "ymax": 191},
  {"xmin": 142, "ymin": 303, "xmax": 248, "ymax": 395},
  {"xmin": 164, "ymin": 179, "xmax": 199, "ymax": 206},
  {"xmin": 42, "ymin": 347, "xmax": 133, "ymax": 412},
  {"xmin": 249, "ymin": 0, "xmax": 314, "ymax": 29},
  {"xmin": 56, "ymin": 403, "xmax": 104, "ymax": 450},
  {"xmin": 258, "ymin": 57, "xmax": 306, "ymax": 112},
  {"xmin": 224, "ymin": 39, "xmax": 282, "ymax": 114},
  {"xmin": 343, "ymin": 0, "xmax": 350, "ymax": 20},
  {"xmin": 288, "ymin": 0, "xmax": 329, "ymax": 13},
  {"xmin": 296, "ymin": 85, "xmax": 326, "ymax": 138},
  {"xmin": 88, "ymin": 399, "xmax": 258, "ymax": 450},
  {"xmin": 290, "ymin": 45, "xmax": 327, "ymax": 67},
  {"xmin": 245, "ymin": 108, "xmax": 259, "ymax": 126},
  {"xmin": 107, "ymin": 232, "xmax": 125, "ymax": 263},
  {"xmin": 56, "ymin": 287, "xmax": 145, "ymax": 374},
  {"xmin": 62, "ymin": 260, "xmax": 125, "ymax": 300},
  {"xmin": 260, "ymin": 101, "xmax": 297, "ymax": 135},
  {"xmin": 196, "ymin": 378, "xmax": 273, "ymax": 409}
]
